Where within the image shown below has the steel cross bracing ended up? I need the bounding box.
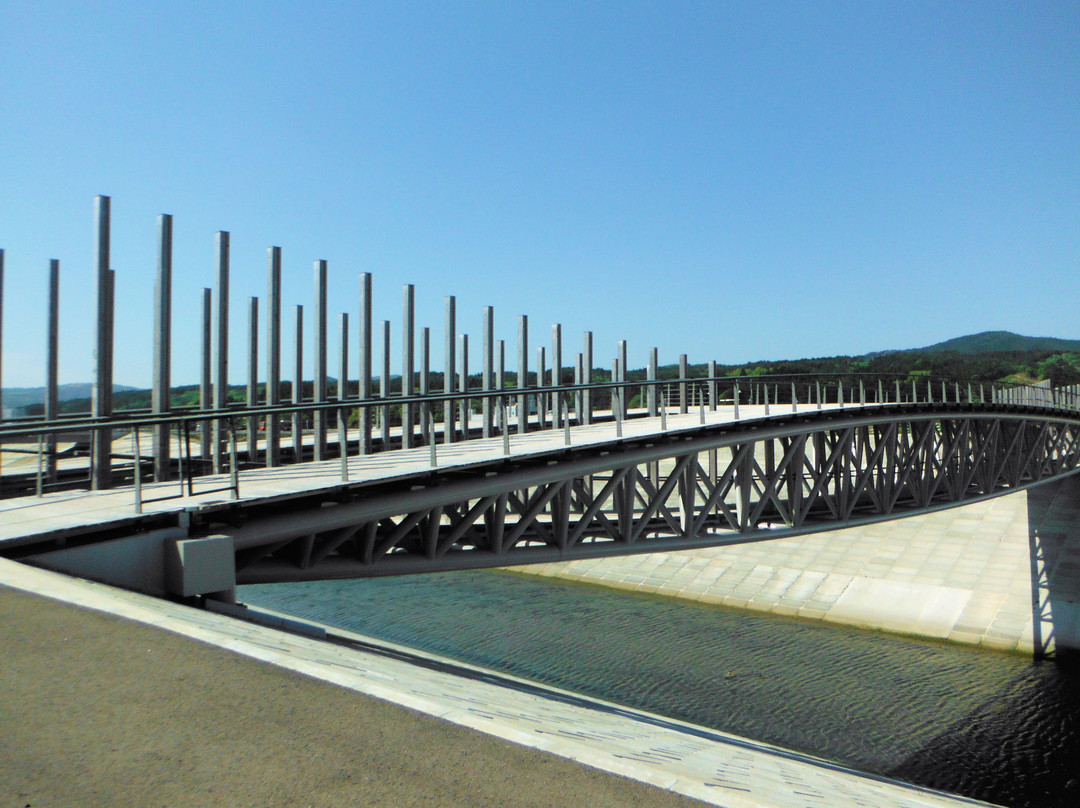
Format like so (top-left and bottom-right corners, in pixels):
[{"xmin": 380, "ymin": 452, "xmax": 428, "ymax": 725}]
[{"xmin": 225, "ymin": 404, "xmax": 1080, "ymax": 584}]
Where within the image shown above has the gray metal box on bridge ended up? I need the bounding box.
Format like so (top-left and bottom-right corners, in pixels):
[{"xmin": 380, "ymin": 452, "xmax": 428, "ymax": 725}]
[{"xmin": 165, "ymin": 536, "xmax": 235, "ymax": 597}]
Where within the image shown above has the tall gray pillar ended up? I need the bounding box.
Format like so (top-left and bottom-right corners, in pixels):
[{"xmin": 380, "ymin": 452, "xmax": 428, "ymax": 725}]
[
  {"xmin": 482, "ymin": 306, "xmax": 494, "ymax": 438},
  {"xmin": 517, "ymin": 315, "xmax": 528, "ymax": 434},
  {"xmin": 679, "ymin": 354, "xmax": 688, "ymax": 414},
  {"xmin": 708, "ymin": 360, "xmax": 717, "ymax": 411},
  {"xmin": 152, "ymin": 215, "xmax": 172, "ymax": 480},
  {"xmin": 212, "ymin": 231, "xmax": 230, "ymax": 474},
  {"xmin": 292, "ymin": 305, "xmax": 303, "ymax": 461},
  {"xmin": 537, "ymin": 346, "xmax": 546, "ymax": 429},
  {"xmin": 313, "ymin": 260, "xmax": 328, "ymax": 460},
  {"xmin": 358, "ymin": 273, "xmax": 373, "ymax": 454},
  {"xmin": 617, "ymin": 340, "xmax": 627, "ymax": 418},
  {"xmin": 339, "ymin": 313, "xmax": 349, "ymax": 459},
  {"xmin": 612, "ymin": 358, "xmax": 621, "ymax": 429},
  {"xmin": 46, "ymin": 260, "xmax": 59, "ymax": 482},
  {"xmin": 266, "ymin": 247, "xmax": 282, "ymax": 467},
  {"xmin": 575, "ymin": 353, "xmax": 584, "ymax": 423},
  {"xmin": 200, "ymin": 289, "xmax": 212, "ymax": 462},
  {"xmin": 402, "ymin": 284, "xmax": 415, "ymax": 449},
  {"xmin": 497, "ymin": 339, "xmax": 506, "ymax": 431},
  {"xmin": 582, "ymin": 331, "xmax": 593, "ymax": 425},
  {"xmin": 444, "ymin": 296, "xmax": 456, "ymax": 443},
  {"xmin": 552, "ymin": 324, "xmax": 563, "ymax": 427},
  {"xmin": 91, "ymin": 195, "xmax": 113, "ymax": 489},
  {"xmin": 246, "ymin": 296, "xmax": 258, "ymax": 461},
  {"xmin": 647, "ymin": 348, "xmax": 658, "ymax": 416},
  {"xmin": 380, "ymin": 320, "xmax": 391, "ymax": 449},
  {"xmin": 419, "ymin": 326, "xmax": 430, "ymax": 442},
  {"xmin": 460, "ymin": 333, "xmax": 469, "ymax": 438}
]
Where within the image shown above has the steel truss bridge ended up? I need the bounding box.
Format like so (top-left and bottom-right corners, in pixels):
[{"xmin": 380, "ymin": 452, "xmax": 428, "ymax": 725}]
[
  {"xmin": 221, "ymin": 399, "xmax": 1080, "ymax": 584},
  {"xmin": 3, "ymin": 374, "xmax": 1080, "ymax": 592}
]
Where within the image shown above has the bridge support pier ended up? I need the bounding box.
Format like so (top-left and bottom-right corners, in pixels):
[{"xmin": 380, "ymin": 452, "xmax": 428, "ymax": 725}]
[{"xmin": 23, "ymin": 523, "xmax": 235, "ymax": 604}]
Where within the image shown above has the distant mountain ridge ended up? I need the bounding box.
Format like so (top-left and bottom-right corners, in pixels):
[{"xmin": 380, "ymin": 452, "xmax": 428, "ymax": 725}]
[
  {"xmin": 911, "ymin": 331, "xmax": 1080, "ymax": 355},
  {"xmin": 1, "ymin": 383, "xmax": 138, "ymax": 410}
]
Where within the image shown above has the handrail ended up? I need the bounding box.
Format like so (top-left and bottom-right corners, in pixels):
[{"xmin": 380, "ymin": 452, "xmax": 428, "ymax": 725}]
[{"xmin": 1, "ymin": 373, "xmax": 1075, "ymax": 440}]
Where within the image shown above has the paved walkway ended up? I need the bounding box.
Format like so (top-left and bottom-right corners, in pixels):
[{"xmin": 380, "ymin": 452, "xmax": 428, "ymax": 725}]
[{"xmin": 1, "ymin": 559, "xmax": 995, "ymax": 807}]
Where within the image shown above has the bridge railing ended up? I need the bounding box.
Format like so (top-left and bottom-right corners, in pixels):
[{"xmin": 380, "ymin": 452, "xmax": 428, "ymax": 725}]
[{"xmin": 2, "ymin": 371, "xmax": 1078, "ymax": 508}]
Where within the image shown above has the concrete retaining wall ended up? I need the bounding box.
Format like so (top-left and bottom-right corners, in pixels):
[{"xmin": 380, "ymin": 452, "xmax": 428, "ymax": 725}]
[{"xmin": 516, "ymin": 475, "xmax": 1080, "ymax": 657}]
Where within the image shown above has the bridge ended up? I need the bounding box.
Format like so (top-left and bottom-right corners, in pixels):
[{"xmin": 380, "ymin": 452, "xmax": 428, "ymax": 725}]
[{"xmin": 3, "ymin": 196, "xmax": 1080, "ymax": 648}]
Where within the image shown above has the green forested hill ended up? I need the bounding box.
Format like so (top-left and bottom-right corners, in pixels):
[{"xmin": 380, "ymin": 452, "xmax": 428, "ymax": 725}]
[{"xmin": 913, "ymin": 331, "xmax": 1080, "ymax": 355}]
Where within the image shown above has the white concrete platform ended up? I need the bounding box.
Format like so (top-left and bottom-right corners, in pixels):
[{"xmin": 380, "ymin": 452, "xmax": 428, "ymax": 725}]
[
  {"xmin": 0, "ymin": 558, "xmax": 995, "ymax": 807},
  {"xmin": 516, "ymin": 476, "xmax": 1080, "ymax": 655}
]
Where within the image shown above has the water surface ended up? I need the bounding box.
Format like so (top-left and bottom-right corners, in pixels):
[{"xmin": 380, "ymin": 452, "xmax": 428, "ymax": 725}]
[{"xmin": 242, "ymin": 570, "xmax": 1080, "ymax": 807}]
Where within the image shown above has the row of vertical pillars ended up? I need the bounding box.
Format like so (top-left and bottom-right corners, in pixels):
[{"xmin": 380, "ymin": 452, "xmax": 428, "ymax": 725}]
[{"xmin": 46, "ymin": 195, "xmax": 958, "ymax": 491}]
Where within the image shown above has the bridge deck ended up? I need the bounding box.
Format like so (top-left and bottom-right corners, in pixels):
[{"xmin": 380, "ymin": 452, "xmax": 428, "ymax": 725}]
[{"xmin": 0, "ymin": 403, "xmax": 848, "ymax": 547}]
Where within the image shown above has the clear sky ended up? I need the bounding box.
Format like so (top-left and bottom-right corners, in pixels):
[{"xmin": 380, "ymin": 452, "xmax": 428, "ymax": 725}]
[{"xmin": 1, "ymin": 1, "xmax": 1077, "ymax": 388}]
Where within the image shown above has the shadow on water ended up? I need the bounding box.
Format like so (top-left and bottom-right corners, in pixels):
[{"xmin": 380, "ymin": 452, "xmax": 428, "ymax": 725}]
[{"xmin": 885, "ymin": 658, "xmax": 1080, "ymax": 807}]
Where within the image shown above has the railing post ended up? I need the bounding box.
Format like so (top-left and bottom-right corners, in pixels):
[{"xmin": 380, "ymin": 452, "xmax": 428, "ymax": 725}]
[
  {"xmin": 733, "ymin": 384, "xmax": 740, "ymax": 420},
  {"xmin": 791, "ymin": 382, "xmax": 797, "ymax": 413},
  {"xmin": 563, "ymin": 395, "xmax": 571, "ymax": 446},
  {"xmin": 661, "ymin": 391, "xmax": 668, "ymax": 431},
  {"xmin": 709, "ymin": 360, "xmax": 717, "ymax": 412}
]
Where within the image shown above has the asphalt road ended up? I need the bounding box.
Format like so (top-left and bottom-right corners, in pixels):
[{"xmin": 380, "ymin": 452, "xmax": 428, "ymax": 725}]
[{"xmin": 0, "ymin": 585, "xmax": 711, "ymax": 808}]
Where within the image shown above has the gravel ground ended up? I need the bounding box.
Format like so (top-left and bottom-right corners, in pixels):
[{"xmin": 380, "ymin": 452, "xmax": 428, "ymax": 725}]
[{"xmin": 0, "ymin": 586, "xmax": 711, "ymax": 808}]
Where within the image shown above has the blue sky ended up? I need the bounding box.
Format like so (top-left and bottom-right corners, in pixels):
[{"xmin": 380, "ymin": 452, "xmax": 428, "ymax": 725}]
[{"xmin": 1, "ymin": 1, "xmax": 1077, "ymax": 387}]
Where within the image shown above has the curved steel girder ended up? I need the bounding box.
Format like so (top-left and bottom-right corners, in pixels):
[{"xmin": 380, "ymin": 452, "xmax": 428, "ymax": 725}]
[{"xmin": 229, "ymin": 404, "xmax": 1080, "ymax": 584}]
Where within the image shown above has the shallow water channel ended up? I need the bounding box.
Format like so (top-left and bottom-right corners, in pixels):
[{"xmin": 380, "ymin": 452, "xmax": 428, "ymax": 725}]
[{"xmin": 242, "ymin": 569, "xmax": 1080, "ymax": 807}]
